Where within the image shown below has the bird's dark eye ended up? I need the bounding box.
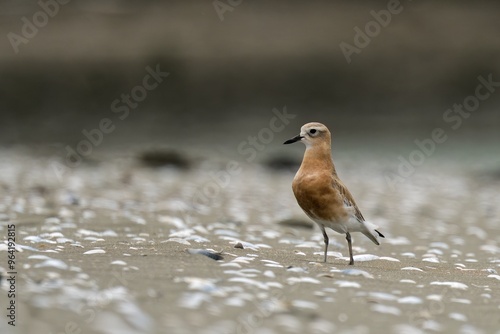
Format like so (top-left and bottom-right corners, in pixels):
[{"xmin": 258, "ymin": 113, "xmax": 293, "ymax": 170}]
[{"xmin": 310, "ymin": 129, "xmax": 317, "ymax": 134}]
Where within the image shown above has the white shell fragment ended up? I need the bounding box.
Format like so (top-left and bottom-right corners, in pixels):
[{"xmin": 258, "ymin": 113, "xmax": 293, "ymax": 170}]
[{"xmin": 83, "ymin": 249, "xmax": 106, "ymax": 255}]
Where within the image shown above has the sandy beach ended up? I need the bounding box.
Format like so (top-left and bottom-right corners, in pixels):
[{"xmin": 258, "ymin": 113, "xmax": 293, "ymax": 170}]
[
  {"xmin": 0, "ymin": 143, "xmax": 499, "ymax": 334},
  {"xmin": 1, "ymin": 1, "xmax": 500, "ymax": 333}
]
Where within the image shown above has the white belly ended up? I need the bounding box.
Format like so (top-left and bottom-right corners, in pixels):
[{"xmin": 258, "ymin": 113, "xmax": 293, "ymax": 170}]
[{"xmin": 313, "ymin": 216, "xmax": 364, "ymax": 235}]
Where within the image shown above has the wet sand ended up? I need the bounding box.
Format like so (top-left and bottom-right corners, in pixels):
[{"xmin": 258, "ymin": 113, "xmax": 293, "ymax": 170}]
[
  {"xmin": 0, "ymin": 145, "xmax": 499, "ymax": 334},
  {"xmin": 2, "ymin": 1, "xmax": 500, "ymax": 332}
]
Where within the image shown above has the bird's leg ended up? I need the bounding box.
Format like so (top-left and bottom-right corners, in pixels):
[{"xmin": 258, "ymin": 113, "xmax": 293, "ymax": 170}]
[
  {"xmin": 346, "ymin": 232, "xmax": 354, "ymax": 265},
  {"xmin": 320, "ymin": 226, "xmax": 329, "ymax": 263}
]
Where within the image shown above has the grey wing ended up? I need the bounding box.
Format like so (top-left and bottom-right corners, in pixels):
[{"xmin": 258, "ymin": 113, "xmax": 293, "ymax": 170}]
[{"xmin": 331, "ymin": 177, "xmax": 365, "ymax": 222}]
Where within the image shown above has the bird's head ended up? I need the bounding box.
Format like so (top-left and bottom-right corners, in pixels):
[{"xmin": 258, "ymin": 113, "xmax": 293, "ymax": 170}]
[{"xmin": 283, "ymin": 122, "xmax": 331, "ymax": 149}]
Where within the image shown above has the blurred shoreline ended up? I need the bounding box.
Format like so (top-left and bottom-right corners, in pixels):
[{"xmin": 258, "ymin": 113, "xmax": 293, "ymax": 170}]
[{"xmin": 1, "ymin": 1, "xmax": 499, "ymax": 146}]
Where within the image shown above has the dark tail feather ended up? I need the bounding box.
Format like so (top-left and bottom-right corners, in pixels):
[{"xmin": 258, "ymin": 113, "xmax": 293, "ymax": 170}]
[{"xmin": 375, "ymin": 230, "xmax": 385, "ymax": 238}]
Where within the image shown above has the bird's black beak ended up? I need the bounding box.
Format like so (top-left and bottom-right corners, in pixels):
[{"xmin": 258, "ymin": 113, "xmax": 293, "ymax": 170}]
[{"xmin": 283, "ymin": 135, "xmax": 303, "ymax": 145}]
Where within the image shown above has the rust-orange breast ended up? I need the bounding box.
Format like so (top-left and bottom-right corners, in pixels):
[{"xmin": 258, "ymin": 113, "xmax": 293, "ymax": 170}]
[{"xmin": 292, "ymin": 172, "xmax": 348, "ymax": 223}]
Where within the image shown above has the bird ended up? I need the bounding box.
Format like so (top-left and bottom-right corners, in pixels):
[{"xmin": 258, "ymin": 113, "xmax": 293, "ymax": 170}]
[{"xmin": 283, "ymin": 122, "xmax": 384, "ymax": 265}]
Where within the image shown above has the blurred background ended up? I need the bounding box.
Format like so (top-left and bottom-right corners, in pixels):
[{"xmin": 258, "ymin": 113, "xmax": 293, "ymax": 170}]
[
  {"xmin": 2, "ymin": 2, "xmax": 500, "ymax": 333},
  {"xmin": 0, "ymin": 0, "xmax": 499, "ymax": 165}
]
